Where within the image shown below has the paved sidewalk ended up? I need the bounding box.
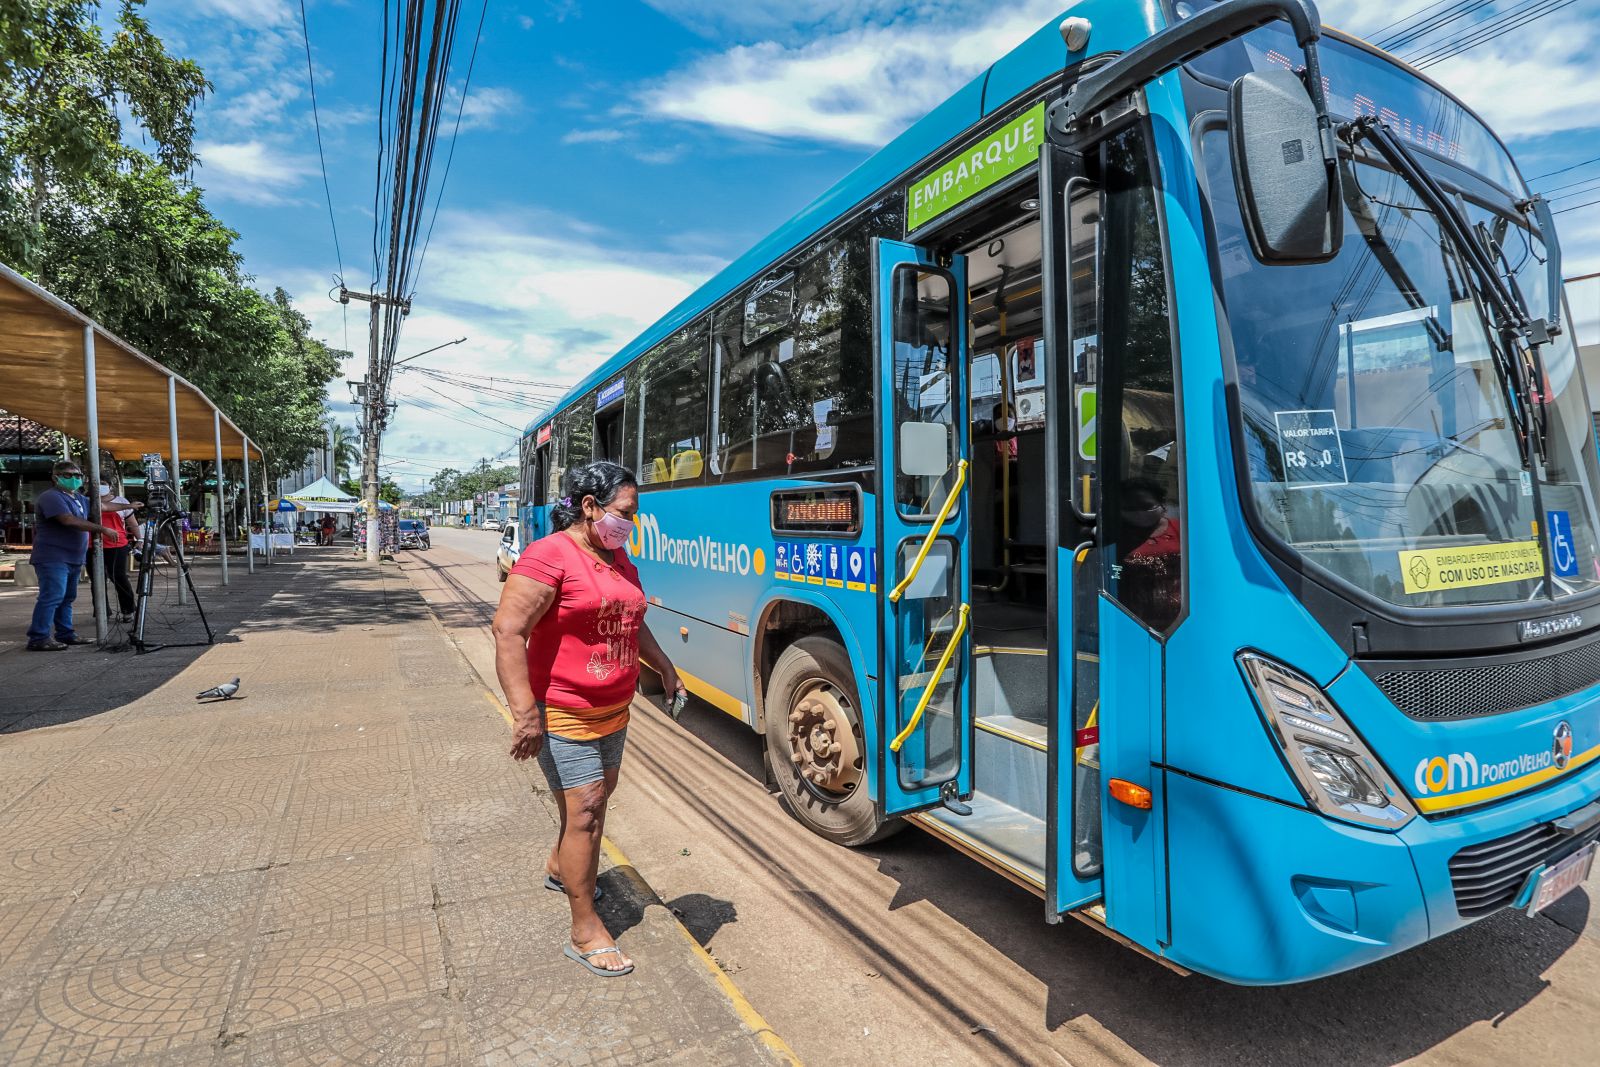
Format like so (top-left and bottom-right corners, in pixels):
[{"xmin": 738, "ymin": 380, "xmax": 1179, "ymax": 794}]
[{"xmin": 0, "ymin": 554, "xmax": 793, "ymax": 1065}]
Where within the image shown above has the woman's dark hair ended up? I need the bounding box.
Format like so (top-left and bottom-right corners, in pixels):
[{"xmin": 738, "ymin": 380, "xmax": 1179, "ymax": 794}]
[{"xmin": 551, "ymin": 461, "xmax": 637, "ymax": 531}]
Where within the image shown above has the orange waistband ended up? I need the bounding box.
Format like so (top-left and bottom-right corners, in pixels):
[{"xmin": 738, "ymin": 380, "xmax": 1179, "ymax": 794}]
[{"xmin": 544, "ymin": 697, "xmax": 631, "ymax": 741}]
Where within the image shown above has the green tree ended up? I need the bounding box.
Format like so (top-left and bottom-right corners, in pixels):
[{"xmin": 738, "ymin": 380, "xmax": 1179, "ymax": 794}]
[
  {"xmin": 1, "ymin": 7, "xmax": 344, "ymax": 487},
  {"xmin": 329, "ymin": 423, "xmax": 359, "ymax": 482},
  {"xmin": 341, "ymin": 476, "xmax": 402, "ymax": 505},
  {"xmin": 0, "ymin": 0, "xmax": 207, "ymax": 267}
]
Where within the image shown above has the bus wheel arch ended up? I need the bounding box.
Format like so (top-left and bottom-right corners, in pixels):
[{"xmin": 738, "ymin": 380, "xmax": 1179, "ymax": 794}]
[{"xmin": 755, "ymin": 608, "xmax": 897, "ymax": 846}]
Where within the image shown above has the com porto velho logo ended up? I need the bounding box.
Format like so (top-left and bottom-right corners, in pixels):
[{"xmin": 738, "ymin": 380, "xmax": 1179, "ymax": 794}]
[
  {"xmin": 1413, "ymin": 721, "xmax": 1572, "ymax": 795},
  {"xmin": 628, "ymin": 513, "xmax": 766, "ymax": 576}
]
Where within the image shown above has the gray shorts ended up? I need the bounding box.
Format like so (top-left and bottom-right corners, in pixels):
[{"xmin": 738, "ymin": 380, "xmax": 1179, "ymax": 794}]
[{"xmin": 537, "ymin": 728, "xmax": 628, "ymax": 791}]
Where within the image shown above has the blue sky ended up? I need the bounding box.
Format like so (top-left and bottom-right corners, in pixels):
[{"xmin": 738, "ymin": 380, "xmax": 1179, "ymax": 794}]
[{"xmin": 150, "ymin": 0, "xmax": 1600, "ymax": 491}]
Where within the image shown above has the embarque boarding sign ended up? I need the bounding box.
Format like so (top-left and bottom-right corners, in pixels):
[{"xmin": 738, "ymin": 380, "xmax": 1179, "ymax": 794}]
[{"xmin": 907, "ymin": 102, "xmax": 1046, "ymax": 232}]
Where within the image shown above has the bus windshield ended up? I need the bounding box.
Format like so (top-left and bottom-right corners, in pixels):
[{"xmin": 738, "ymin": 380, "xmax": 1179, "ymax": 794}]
[{"xmin": 1196, "ymin": 40, "xmax": 1600, "ymax": 610}]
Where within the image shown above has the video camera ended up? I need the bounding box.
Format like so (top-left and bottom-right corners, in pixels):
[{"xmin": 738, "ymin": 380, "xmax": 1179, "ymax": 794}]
[{"xmin": 141, "ymin": 452, "xmax": 177, "ymax": 515}]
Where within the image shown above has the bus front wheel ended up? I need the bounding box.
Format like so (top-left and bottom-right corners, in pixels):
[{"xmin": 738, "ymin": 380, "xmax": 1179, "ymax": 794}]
[{"xmin": 764, "ymin": 636, "xmax": 899, "ymax": 847}]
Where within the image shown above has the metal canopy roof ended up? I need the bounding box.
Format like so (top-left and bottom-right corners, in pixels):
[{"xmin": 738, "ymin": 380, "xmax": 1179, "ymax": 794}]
[{"xmin": 0, "ymin": 261, "xmax": 262, "ymax": 463}]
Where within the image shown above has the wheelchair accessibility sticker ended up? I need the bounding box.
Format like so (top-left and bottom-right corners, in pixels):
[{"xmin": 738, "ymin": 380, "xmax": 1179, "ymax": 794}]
[{"xmin": 1548, "ymin": 509, "xmax": 1578, "ymax": 578}]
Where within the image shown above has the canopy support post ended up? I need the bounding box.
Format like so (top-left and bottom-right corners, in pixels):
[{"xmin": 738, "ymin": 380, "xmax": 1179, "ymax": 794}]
[
  {"xmin": 83, "ymin": 326, "xmax": 106, "ymax": 646},
  {"xmin": 243, "ymin": 439, "xmax": 255, "ymax": 575},
  {"xmin": 169, "ymin": 376, "xmax": 186, "ymax": 605},
  {"xmin": 214, "ymin": 409, "xmax": 228, "ymax": 586},
  {"xmin": 262, "ymin": 451, "xmax": 273, "ymax": 567}
]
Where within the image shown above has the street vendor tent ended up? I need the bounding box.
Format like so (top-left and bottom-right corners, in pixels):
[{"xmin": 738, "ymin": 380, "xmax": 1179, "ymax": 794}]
[
  {"xmin": 283, "ymin": 476, "xmax": 361, "ymax": 513},
  {"xmin": 0, "ymin": 262, "xmax": 263, "ymax": 466}
]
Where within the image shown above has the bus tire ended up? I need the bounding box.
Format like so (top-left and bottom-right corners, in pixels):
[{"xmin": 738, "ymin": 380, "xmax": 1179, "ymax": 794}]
[{"xmin": 764, "ymin": 636, "xmax": 899, "ymax": 847}]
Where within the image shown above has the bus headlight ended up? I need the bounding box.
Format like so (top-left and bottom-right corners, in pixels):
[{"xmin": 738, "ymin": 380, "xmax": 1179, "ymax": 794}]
[{"xmin": 1238, "ymin": 652, "xmax": 1416, "ymax": 831}]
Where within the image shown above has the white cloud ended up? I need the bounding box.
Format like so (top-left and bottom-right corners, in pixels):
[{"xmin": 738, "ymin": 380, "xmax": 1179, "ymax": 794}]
[
  {"xmin": 184, "ymin": 0, "xmax": 293, "ymax": 27},
  {"xmin": 447, "ymin": 85, "xmax": 524, "ymax": 132},
  {"xmin": 282, "ymin": 209, "xmax": 726, "ymax": 470},
  {"xmin": 1420, "ymin": 13, "xmax": 1600, "ymax": 140},
  {"xmin": 197, "ymin": 140, "xmax": 313, "ymax": 204},
  {"xmin": 642, "ymin": 2, "xmax": 1064, "ymax": 147},
  {"xmin": 642, "ymin": 0, "xmax": 931, "ymax": 40},
  {"xmin": 562, "ymin": 128, "xmax": 625, "ymax": 145}
]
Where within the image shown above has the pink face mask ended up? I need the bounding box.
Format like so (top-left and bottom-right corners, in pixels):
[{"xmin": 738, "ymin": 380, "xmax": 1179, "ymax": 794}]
[{"xmin": 593, "ymin": 511, "xmax": 632, "ymax": 550}]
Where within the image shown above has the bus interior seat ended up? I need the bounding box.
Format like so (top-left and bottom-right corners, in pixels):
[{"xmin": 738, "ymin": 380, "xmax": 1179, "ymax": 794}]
[
  {"xmin": 671, "ymin": 450, "xmax": 703, "ymax": 480},
  {"xmin": 649, "ymin": 457, "xmax": 669, "ymax": 485}
]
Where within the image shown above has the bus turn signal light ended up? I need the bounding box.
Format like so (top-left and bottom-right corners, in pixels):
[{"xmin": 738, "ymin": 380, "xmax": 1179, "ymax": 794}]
[{"xmin": 1109, "ymin": 779, "xmax": 1152, "ymax": 810}]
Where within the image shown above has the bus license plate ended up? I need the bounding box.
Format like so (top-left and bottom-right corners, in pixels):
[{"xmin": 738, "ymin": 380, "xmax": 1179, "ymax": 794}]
[{"xmin": 1527, "ymin": 843, "xmax": 1596, "ymax": 916}]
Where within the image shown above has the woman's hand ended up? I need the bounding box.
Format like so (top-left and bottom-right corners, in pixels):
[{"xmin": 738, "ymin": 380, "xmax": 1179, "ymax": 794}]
[
  {"xmin": 657, "ymin": 663, "xmax": 686, "ymax": 705},
  {"xmin": 509, "ymin": 712, "xmax": 545, "ymax": 761}
]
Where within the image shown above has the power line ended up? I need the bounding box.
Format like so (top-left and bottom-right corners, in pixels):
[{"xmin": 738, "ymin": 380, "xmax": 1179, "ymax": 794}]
[
  {"xmin": 1381, "ymin": 0, "xmax": 1496, "ymax": 52},
  {"xmin": 1405, "ymin": 0, "xmax": 1580, "ymax": 68},
  {"xmin": 1369, "ymin": 0, "xmax": 1458, "ymax": 41},
  {"xmin": 412, "ymin": 0, "xmax": 489, "ymax": 293},
  {"xmin": 1553, "ymin": 196, "xmax": 1600, "ymax": 216},
  {"xmin": 298, "ymin": 0, "xmax": 343, "ymax": 279},
  {"xmin": 1530, "ymin": 155, "xmax": 1600, "ymax": 185},
  {"xmin": 1549, "ymin": 176, "xmax": 1600, "ymax": 201}
]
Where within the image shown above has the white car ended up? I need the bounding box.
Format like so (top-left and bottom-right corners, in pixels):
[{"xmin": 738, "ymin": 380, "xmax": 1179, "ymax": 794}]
[
  {"xmin": 495, "ymin": 522, "xmax": 522, "ymax": 581},
  {"xmin": 482, "ymin": 518, "xmax": 503, "ymax": 532}
]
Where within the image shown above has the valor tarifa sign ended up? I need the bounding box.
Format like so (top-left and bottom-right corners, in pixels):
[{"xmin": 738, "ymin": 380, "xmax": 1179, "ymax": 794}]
[{"xmin": 907, "ymin": 101, "xmax": 1047, "ymax": 232}]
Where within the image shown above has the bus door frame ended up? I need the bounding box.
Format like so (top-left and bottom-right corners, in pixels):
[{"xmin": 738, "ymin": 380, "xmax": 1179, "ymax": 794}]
[
  {"xmin": 872, "ymin": 238, "xmax": 975, "ymax": 817},
  {"xmin": 528, "ymin": 431, "xmax": 552, "ymax": 544},
  {"xmin": 1041, "ymin": 141, "xmax": 1106, "ymax": 918}
]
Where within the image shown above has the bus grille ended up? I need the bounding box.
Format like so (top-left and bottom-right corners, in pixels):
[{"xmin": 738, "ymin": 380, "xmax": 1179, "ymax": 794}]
[
  {"xmin": 1448, "ymin": 822, "xmax": 1600, "ymax": 918},
  {"xmin": 1372, "ymin": 638, "xmax": 1600, "ymax": 719}
]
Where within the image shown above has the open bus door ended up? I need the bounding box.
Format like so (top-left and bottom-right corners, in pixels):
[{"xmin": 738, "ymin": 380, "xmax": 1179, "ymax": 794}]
[
  {"xmin": 528, "ymin": 431, "xmax": 551, "ymax": 544},
  {"xmin": 1041, "ymin": 144, "xmax": 1106, "ymax": 917},
  {"xmin": 873, "ymin": 240, "xmax": 974, "ymax": 817}
]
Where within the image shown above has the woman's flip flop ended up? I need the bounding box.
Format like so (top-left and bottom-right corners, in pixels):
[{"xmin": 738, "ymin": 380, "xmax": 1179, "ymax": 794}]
[
  {"xmin": 563, "ymin": 942, "xmax": 634, "ymax": 977},
  {"xmin": 544, "ymin": 873, "xmax": 604, "ymax": 901}
]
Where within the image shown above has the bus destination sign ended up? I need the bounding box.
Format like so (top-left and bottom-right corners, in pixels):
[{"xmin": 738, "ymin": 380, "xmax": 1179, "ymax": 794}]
[{"xmin": 907, "ymin": 101, "xmax": 1046, "ymax": 232}]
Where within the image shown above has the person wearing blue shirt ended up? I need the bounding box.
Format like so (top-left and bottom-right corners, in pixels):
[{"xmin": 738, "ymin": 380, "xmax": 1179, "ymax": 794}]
[{"xmin": 27, "ymin": 460, "xmax": 116, "ymax": 652}]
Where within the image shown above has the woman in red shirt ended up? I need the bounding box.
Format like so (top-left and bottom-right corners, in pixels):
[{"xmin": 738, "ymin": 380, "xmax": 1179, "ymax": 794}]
[{"xmin": 493, "ymin": 461, "xmax": 685, "ymax": 977}]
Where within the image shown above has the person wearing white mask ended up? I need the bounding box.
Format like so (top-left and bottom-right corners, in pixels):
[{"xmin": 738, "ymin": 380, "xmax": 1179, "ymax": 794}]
[
  {"xmin": 98, "ymin": 479, "xmax": 141, "ymax": 623},
  {"xmin": 491, "ymin": 460, "xmax": 684, "ymax": 978}
]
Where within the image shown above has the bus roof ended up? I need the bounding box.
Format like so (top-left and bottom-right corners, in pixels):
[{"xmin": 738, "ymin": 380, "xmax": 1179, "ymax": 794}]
[
  {"xmin": 520, "ymin": 3, "xmax": 1447, "ymax": 438},
  {"xmin": 523, "ymin": 1, "xmax": 1171, "ymax": 436}
]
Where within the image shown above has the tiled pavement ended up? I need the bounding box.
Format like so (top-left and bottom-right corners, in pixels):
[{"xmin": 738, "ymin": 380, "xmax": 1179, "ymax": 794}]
[{"xmin": 0, "ymin": 554, "xmax": 792, "ymax": 1065}]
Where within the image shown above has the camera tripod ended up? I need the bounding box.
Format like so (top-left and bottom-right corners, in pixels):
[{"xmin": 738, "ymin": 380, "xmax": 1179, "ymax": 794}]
[{"xmin": 132, "ymin": 509, "xmax": 213, "ymax": 653}]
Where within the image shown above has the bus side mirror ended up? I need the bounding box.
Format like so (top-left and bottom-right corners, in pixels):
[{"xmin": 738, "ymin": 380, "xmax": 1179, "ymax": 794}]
[{"xmin": 1228, "ymin": 68, "xmax": 1343, "ymax": 264}]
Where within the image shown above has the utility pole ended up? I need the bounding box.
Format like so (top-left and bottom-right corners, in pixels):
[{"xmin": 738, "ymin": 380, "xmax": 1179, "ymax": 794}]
[{"xmin": 338, "ymin": 286, "xmax": 410, "ymax": 562}]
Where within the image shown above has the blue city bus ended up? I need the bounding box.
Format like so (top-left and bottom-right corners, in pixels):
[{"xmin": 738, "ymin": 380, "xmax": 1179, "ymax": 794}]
[{"xmin": 516, "ymin": 0, "xmax": 1600, "ymax": 983}]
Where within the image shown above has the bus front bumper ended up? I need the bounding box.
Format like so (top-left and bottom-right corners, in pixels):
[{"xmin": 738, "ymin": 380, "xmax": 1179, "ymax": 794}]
[{"xmin": 1161, "ymin": 763, "xmax": 1600, "ymax": 985}]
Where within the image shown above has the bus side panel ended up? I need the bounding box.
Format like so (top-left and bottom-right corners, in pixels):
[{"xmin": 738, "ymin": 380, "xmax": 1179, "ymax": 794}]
[{"xmin": 647, "ymin": 601, "xmax": 755, "ymax": 726}]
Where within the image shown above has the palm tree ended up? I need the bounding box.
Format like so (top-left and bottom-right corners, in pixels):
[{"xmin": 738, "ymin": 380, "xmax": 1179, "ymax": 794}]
[{"xmin": 329, "ymin": 422, "xmax": 360, "ymax": 482}]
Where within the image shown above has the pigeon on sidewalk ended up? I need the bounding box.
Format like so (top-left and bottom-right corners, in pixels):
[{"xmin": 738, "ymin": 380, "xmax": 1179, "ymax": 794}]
[{"xmin": 197, "ymin": 678, "xmax": 241, "ymax": 701}]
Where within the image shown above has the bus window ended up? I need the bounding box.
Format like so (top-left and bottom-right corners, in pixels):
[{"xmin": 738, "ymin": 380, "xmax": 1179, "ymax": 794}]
[
  {"xmin": 595, "ymin": 402, "xmax": 623, "ymax": 464},
  {"xmin": 891, "ymin": 266, "xmax": 959, "ymax": 517},
  {"xmin": 1098, "ymin": 128, "xmax": 1182, "ymax": 633},
  {"xmin": 716, "ymin": 235, "xmax": 872, "ymax": 481},
  {"xmin": 638, "ymin": 321, "xmax": 709, "ymax": 488}
]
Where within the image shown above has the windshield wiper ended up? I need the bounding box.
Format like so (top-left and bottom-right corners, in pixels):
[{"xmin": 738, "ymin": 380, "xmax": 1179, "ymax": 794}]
[{"xmin": 1340, "ymin": 117, "xmax": 1550, "ymax": 468}]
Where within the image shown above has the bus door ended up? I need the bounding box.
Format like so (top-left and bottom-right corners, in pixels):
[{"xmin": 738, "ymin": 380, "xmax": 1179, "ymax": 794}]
[
  {"xmin": 874, "ymin": 240, "xmax": 974, "ymax": 816},
  {"xmin": 527, "ymin": 438, "xmax": 551, "ymax": 543},
  {"xmin": 1041, "ymin": 144, "xmax": 1104, "ymax": 916}
]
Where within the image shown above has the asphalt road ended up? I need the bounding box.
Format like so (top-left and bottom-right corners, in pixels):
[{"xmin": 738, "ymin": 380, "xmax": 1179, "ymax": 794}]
[{"xmin": 409, "ymin": 525, "xmax": 1600, "ymax": 1067}]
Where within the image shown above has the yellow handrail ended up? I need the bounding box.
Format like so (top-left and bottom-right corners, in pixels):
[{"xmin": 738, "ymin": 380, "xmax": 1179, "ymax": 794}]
[
  {"xmin": 887, "ymin": 458, "xmax": 968, "ymax": 603},
  {"xmin": 890, "ymin": 602, "xmax": 971, "ymax": 753}
]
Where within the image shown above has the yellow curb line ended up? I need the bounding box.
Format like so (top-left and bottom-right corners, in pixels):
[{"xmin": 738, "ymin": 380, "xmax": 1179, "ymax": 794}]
[{"xmin": 481, "ymin": 689, "xmax": 802, "ymax": 1066}]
